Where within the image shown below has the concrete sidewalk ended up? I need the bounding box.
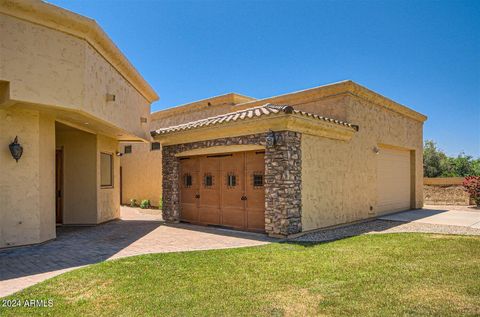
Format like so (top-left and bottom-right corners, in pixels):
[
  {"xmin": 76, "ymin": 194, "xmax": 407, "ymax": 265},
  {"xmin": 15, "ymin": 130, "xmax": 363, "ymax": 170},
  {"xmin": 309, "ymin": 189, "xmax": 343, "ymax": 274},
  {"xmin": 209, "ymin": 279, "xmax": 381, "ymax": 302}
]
[{"xmin": 379, "ymin": 205, "xmax": 480, "ymax": 228}]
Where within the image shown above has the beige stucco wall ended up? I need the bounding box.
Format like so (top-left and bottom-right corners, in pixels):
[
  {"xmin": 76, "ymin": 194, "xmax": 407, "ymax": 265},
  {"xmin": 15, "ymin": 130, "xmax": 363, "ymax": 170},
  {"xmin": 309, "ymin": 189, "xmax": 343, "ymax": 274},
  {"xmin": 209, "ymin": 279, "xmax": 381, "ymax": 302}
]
[
  {"xmin": 120, "ymin": 93, "xmax": 348, "ymax": 208},
  {"xmin": 83, "ymin": 44, "xmax": 151, "ymax": 139},
  {"xmin": 0, "ymin": 109, "xmax": 55, "ymax": 248},
  {"xmin": 56, "ymin": 127, "xmax": 98, "ymax": 224},
  {"xmin": 120, "ymin": 143, "xmax": 162, "ymax": 207},
  {"xmin": 0, "ymin": 12, "xmax": 151, "ymax": 141},
  {"xmin": 301, "ymin": 94, "xmax": 423, "ymax": 231},
  {"xmin": 120, "ymin": 94, "xmax": 253, "ymax": 207},
  {"xmin": 56, "ymin": 128, "xmax": 120, "ymax": 224},
  {"xmin": 0, "ymin": 4, "xmax": 155, "ymax": 248},
  {"xmin": 151, "ymin": 93, "xmax": 254, "ymax": 128},
  {"xmin": 39, "ymin": 114, "xmax": 56, "ymax": 242}
]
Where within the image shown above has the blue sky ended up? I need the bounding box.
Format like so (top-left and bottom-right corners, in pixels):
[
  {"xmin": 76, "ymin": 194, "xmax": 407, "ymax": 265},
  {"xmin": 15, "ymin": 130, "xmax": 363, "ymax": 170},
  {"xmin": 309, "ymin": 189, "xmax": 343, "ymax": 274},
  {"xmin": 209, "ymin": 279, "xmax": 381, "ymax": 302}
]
[{"xmin": 47, "ymin": 0, "xmax": 480, "ymax": 157}]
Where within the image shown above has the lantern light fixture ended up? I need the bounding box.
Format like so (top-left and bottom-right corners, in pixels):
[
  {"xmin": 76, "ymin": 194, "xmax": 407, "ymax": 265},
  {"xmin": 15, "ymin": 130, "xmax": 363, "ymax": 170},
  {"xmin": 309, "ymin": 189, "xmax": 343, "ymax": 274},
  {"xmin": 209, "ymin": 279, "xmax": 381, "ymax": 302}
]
[
  {"xmin": 9, "ymin": 136, "xmax": 23, "ymax": 162},
  {"xmin": 266, "ymin": 130, "xmax": 277, "ymax": 147}
]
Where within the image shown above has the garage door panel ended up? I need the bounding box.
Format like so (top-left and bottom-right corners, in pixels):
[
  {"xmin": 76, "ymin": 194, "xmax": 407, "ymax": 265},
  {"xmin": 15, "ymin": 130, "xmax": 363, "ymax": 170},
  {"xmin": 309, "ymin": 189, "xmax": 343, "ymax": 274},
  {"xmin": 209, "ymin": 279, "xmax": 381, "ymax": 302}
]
[
  {"xmin": 221, "ymin": 153, "xmax": 244, "ymax": 209},
  {"xmin": 222, "ymin": 207, "xmax": 245, "ymax": 228},
  {"xmin": 198, "ymin": 206, "xmax": 221, "ymax": 224},
  {"xmin": 247, "ymin": 210, "xmax": 264, "ymax": 231},
  {"xmin": 199, "ymin": 157, "xmax": 221, "ymax": 222},
  {"xmin": 377, "ymin": 147, "xmax": 411, "ymax": 214},
  {"xmin": 181, "ymin": 203, "xmax": 198, "ymax": 222},
  {"xmin": 180, "ymin": 159, "xmax": 199, "ymax": 222},
  {"xmin": 246, "ymin": 151, "xmax": 265, "ymax": 231},
  {"xmin": 221, "ymin": 153, "xmax": 246, "ymax": 228},
  {"xmin": 179, "ymin": 150, "xmax": 265, "ymax": 232}
]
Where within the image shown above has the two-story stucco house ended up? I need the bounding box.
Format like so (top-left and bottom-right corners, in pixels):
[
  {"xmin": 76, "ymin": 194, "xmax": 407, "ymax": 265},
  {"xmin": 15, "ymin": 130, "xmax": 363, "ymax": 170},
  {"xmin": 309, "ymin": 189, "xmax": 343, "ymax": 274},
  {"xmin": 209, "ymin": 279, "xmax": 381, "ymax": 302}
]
[
  {"xmin": 121, "ymin": 81, "xmax": 427, "ymax": 237},
  {"xmin": 0, "ymin": 0, "xmax": 158, "ymax": 248}
]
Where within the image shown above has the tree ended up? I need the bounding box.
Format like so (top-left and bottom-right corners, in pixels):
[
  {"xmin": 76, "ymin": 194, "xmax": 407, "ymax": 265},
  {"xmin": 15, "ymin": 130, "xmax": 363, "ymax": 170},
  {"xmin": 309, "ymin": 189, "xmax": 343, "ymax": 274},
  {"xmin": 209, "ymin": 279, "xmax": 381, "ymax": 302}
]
[
  {"xmin": 423, "ymin": 140, "xmax": 480, "ymax": 177},
  {"xmin": 423, "ymin": 140, "xmax": 447, "ymax": 177}
]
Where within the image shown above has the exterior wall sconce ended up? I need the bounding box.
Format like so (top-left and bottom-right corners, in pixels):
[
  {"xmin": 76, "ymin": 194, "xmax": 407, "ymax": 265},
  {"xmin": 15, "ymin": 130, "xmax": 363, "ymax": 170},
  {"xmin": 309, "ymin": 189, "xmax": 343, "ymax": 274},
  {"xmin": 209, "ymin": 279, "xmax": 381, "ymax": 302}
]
[
  {"xmin": 9, "ymin": 136, "xmax": 23, "ymax": 162},
  {"xmin": 373, "ymin": 146, "xmax": 380, "ymax": 154},
  {"xmin": 116, "ymin": 151, "xmax": 123, "ymax": 157},
  {"xmin": 266, "ymin": 130, "xmax": 277, "ymax": 147},
  {"xmin": 106, "ymin": 93, "xmax": 116, "ymax": 102}
]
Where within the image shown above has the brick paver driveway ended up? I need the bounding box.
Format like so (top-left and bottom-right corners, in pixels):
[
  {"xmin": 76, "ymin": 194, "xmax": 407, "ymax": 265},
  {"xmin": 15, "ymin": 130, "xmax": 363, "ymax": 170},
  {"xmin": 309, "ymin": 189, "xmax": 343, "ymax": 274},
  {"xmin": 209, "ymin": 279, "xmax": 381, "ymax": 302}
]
[{"xmin": 0, "ymin": 207, "xmax": 271, "ymax": 297}]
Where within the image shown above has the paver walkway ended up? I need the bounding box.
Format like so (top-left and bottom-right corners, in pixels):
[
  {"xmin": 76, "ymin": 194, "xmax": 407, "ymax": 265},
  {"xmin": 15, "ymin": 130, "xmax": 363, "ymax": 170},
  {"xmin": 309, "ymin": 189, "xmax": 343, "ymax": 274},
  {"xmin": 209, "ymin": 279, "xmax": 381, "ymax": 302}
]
[{"xmin": 0, "ymin": 207, "xmax": 271, "ymax": 297}]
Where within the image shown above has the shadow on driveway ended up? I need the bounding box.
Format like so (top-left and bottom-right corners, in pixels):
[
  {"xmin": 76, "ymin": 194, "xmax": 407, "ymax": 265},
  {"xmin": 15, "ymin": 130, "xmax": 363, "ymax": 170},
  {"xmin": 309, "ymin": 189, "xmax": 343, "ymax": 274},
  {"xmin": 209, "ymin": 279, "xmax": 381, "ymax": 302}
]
[
  {"xmin": 0, "ymin": 218, "xmax": 272, "ymax": 285},
  {"xmin": 0, "ymin": 220, "xmax": 162, "ymax": 281}
]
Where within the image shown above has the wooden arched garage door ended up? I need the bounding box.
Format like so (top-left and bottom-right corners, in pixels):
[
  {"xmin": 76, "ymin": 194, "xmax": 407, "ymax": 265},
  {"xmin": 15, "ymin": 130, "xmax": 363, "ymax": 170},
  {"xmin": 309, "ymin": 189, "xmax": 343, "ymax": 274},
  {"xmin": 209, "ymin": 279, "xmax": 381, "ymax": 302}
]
[{"xmin": 179, "ymin": 151, "xmax": 265, "ymax": 232}]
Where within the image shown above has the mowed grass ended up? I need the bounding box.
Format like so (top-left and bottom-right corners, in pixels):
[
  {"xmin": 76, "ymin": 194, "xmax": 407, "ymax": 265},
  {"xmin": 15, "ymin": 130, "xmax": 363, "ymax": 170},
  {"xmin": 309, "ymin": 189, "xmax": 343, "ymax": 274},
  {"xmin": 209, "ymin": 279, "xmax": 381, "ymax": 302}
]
[{"xmin": 1, "ymin": 233, "xmax": 479, "ymax": 317}]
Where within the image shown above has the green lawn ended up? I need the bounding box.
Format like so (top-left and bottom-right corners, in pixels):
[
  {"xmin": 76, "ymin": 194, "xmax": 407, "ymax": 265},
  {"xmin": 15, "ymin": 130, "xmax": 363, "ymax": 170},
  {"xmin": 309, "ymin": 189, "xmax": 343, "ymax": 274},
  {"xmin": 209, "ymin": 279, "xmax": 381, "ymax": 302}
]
[{"xmin": 1, "ymin": 234, "xmax": 479, "ymax": 317}]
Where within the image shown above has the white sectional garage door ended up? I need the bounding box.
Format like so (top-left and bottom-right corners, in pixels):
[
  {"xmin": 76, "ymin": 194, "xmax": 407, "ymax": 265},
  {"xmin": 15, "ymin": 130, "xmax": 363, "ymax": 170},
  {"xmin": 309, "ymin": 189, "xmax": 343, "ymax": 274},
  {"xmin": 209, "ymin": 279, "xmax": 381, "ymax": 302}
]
[{"xmin": 377, "ymin": 147, "xmax": 411, "ymax": 214}]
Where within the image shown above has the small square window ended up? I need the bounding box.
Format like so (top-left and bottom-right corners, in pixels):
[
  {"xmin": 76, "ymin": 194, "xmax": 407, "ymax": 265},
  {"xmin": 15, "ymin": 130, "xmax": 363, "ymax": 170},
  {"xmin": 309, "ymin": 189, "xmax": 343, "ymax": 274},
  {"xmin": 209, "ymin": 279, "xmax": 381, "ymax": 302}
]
[
  {"xmin": 184, "ymin": 174, "xmax": 192, "ymax": 187},
  {"xmin": 204, "ymin": 174, "xmax": 213, "ymax": 187},
  {"xmin": 151, "ymin": 142, "xmax": 161, "ymax": 151},
  {"xmin": 227, "ymin": 174, "xmax": 237, "ymax": 187},
  {"xmin": 124, "ymin": 145, "xmax": 132, "ymax": 154},
  {"xmin": 253, "ymin": 174, "xmax": 264, "ymax": 187}
]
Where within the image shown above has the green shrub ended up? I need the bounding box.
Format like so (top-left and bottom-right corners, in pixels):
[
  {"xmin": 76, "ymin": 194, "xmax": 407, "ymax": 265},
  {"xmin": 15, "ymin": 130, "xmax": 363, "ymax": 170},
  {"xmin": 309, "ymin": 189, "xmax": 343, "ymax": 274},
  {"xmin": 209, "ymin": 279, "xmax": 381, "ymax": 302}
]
[
  {"xmin": 159, "ymin": 197, "xmax": 163, "ymax": 210},
  {"xmin": 129, "ymin": 199, "xmax": 137, "ymax": 207},
  {"xmin": 140, "ymin": 199, "xmax": 151, "ymax": 209}
]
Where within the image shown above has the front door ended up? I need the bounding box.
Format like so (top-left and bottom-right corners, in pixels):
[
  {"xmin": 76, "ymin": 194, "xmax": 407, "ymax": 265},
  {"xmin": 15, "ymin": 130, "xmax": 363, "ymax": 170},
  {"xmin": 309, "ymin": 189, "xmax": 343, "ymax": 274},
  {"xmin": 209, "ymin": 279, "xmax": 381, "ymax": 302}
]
[
  {"xmin": 55, "ymin": 149, "xmax": 63, "ymax": 224},
  {"xmin": 178, "ymin": 150, "xmax": 265, "ymax": 232}
]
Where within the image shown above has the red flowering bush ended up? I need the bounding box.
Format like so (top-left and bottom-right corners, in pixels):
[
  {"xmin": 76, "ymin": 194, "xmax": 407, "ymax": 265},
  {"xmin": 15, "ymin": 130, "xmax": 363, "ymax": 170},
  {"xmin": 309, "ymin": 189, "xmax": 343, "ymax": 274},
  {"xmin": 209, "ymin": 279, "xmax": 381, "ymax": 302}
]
[{"xmin": 463, "ymin": 176, "xmax": 480, "ymax": 206}]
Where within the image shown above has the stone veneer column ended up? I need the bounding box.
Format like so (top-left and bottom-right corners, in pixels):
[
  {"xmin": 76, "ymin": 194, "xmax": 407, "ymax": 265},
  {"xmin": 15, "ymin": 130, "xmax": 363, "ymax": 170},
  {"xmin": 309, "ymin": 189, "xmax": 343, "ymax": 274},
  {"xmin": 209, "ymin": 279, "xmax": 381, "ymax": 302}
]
[
  {"xmin": 264, "ymin": 131, "xmax": 302, "ymax": 236},
  {"xmin": 160, "ymin": 131, "xmax": 302, "ymax": 236},
  {"xmin": 162, "ymin": 145, "xmax": 181, "ymax": 222}
]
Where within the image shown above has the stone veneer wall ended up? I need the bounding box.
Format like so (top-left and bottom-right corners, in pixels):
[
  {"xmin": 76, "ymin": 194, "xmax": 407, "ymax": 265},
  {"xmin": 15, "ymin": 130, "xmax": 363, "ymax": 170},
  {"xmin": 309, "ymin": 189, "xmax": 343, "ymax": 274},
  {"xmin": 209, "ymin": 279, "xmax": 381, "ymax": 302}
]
[
  {"xmin": 264, "ymin": 131, "xmax": 302, "ymax": 235},
  {"xmin": 161, "ymin": 131, "xmax": 302, "ymax": 236}
]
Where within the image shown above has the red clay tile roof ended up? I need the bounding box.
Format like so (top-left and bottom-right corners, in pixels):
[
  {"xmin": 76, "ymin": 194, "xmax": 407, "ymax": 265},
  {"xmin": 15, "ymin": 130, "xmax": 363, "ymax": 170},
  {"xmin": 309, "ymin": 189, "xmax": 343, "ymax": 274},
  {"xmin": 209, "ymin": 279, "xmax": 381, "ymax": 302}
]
[{"xmin": 151, "ymin": 104, "xmax": 358, "ymax": 136}]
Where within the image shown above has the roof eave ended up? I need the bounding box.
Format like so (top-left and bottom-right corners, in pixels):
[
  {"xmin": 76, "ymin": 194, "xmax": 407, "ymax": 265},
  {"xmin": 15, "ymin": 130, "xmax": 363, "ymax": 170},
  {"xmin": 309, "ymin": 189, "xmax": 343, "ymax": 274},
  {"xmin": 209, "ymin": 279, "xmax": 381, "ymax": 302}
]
[
  {"xmin": 0, "ymin": 0, "xmax": 159, "ymax": 103},
  {"xmin": 152, "ymin": 113, "xmax": 357, "ymax": 146}
]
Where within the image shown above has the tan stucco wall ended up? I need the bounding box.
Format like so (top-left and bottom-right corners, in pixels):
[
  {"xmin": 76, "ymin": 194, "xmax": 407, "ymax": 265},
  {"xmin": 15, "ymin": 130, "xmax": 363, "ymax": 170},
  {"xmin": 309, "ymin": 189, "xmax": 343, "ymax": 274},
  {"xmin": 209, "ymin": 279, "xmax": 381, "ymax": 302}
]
[
  {"xmin": 56, "ymin": 128, "xmax": 120, "ymax": 224},
  {"xmin": 122, "ymin": 93, "xmax": 348, "ymax": 205},
  {"xmin": 97, "ymin": 135, "xmax": 120, "ymax": 223},
  {"xmin": 56, "ymin": 127, "xmax": 98, "ymax": 224},
  {"xmin": 0, "ymin": 109, "xmax": 55, "ymax": 248},
  {"xmin": 301, "ymin": 94, "xmax": 423, "ymax": 231},
  {"xmin": 0, "ymin": 12, "xmax": 151, "ymax": 141},
  {"xmin": 120, "ymin": 143, "xmax": 162, "ymax": 207},
  {"xmin": 0, "ymin": 5, "xmax": 154, "ymax": 248},
  {"xmin": 120, "ymin": 94, "xmax": 254, "ymax": 206},
  {"xmin": 151, "ymin": 93, "xmax": 254, "ymax": 129},
  {"xmin": 39, "ymin": 113, "xmax": 56, "ymax": 242}
]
